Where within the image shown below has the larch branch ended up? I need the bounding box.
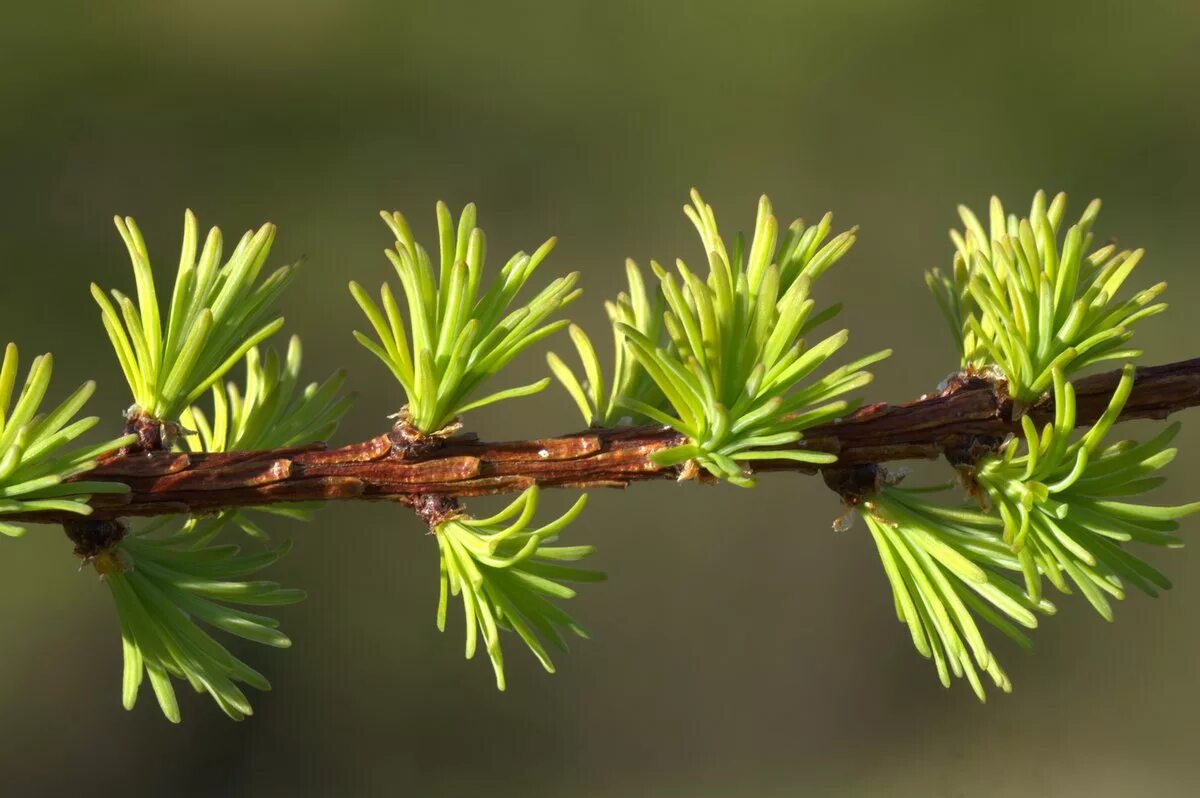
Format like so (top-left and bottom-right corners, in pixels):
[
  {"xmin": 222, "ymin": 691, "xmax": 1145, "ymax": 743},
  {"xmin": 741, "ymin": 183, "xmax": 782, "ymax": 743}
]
[{"xmin": 14, "ymin": 358, "xmax": 1200, "ymax": 525}]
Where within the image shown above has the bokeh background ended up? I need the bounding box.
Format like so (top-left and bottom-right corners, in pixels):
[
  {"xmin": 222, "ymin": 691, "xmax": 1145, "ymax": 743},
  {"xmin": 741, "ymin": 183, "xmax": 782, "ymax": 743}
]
[{"xmin": 2, "ymin": 2, "xmax": 1199, "ymax": 796}]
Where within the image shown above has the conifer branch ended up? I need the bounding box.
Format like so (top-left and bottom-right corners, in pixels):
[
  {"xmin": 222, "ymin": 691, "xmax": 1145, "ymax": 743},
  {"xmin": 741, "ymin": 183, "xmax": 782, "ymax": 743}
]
[
  {"xmin": 7, "ymin": 190, "xmax": 1195, "ymax": 718},
  {"xmin": 8, "ymin": 356, "xmax": 1197, "ymax": 526}
]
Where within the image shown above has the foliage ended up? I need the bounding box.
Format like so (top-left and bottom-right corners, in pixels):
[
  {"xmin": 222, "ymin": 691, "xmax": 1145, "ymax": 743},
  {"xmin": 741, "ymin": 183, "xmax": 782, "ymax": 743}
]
[
  {"xmin": 182, "ymin": 335, "xmax": 353, "ymax": 453},
  {"xmin": 351, "ymin": 203, "xmax": 580, "ymax": 434},
  {"xmin": 434, "ymin": 486, "xmax": 601, "ymax": 689},
  {"xmin": 552, "ymin": 191, "xmax": 889, "ymax": 486},
  {"xmin": 546, "ymin": 259, "xmax": 666, "ymax": 426},
  {"xmin": 92, "ymin": 210, "xmax": 295, "ymax": 422},
  {"xmin": 849, "ymin": 192, "xmax": 1193, "ymax": 700},
  {"xmin": 854, "ymin": 365, "xmax": 1199, "ymax": 700},
  {"xmin": 835, "ymin": 192, "xmax": 1195, "ymax": 702},
  {"xmin": 0, "ymin": 343, "xmax": 133, "ymax": 536},
  {"xmin": 974, "ymin": 365, "xmax": 1200, "ymax": 619},
  {"xmin": 97, "ymin": 333, "xmax": 345, "ymax": 722},
  {"xmin": 858, "ymin": 484, "xmax": 1054, "ymax": 700},
  {"xmin": 926, "ymin": 191, "xmax": 1165, "ymax": 404},
  {"xmin": 104, "ymin": 524, "xmax": 304, "ymax": 722},
  {"xmin": 175, "ymin": 335, "xmax": 354, "ymax": 543}
]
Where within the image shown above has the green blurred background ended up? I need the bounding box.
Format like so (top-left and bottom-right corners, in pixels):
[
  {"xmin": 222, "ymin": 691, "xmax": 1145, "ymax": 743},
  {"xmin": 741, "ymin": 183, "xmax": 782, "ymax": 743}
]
[{"xmin": 2, "ymin": 1, "xmax": 1199, "ymax": 795}]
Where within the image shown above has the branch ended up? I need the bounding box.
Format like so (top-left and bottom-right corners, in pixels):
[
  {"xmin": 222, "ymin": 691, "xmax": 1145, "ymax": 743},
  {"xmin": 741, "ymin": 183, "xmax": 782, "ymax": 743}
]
[{"xmin": 15, "ymin": 358, "xmax": 1200, "ymax": 525}]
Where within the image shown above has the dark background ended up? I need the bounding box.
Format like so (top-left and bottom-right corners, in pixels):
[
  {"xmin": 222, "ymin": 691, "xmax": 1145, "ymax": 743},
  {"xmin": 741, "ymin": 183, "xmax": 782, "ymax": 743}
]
[{"xmin": 2, "ymin": 2, "xmax": 1199, "ymax": 796}]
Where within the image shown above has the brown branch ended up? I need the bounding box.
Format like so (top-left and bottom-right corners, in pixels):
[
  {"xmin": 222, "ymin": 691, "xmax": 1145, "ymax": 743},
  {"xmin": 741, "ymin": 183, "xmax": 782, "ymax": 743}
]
[{"xmin": 13, "ymin": 358, "xmax": 1200, "ymax": 525}]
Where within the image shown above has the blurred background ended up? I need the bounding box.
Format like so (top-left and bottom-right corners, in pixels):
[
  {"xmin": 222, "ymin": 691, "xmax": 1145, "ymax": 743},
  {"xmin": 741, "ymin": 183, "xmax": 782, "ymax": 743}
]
[{"xmin": 2, "ymin": 1, "xmax": 1199, "ymax": 795}]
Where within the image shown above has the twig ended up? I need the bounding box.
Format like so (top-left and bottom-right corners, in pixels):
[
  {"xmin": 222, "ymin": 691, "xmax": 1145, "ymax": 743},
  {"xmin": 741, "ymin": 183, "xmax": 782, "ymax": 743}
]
[{"xmin": 12, "ymin": 357, "xmax": 1200, "ymax": 525}]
